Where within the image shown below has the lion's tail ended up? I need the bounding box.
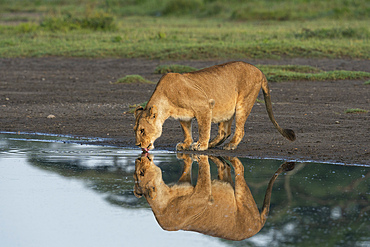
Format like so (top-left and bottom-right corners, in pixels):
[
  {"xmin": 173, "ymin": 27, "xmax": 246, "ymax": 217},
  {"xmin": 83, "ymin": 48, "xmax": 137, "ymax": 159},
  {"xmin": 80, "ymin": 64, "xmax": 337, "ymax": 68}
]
[
  {"xmin": 261, "ymin": 74, "xmax": 296, "ymax": 142},
  {"xmin": 260, "ymin": 162, "xmax": 296, "ymax": 224}
]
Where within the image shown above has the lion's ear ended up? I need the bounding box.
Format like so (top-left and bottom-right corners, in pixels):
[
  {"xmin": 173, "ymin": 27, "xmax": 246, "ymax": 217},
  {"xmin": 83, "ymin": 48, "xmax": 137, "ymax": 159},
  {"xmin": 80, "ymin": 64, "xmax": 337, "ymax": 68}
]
[
  {"xmin": 134, "ymin": 105, "xmax": 144, "ymax": 118},
  {"xmin": 149, "ymin": 105, "xmax": 157, "ymax": 119}
]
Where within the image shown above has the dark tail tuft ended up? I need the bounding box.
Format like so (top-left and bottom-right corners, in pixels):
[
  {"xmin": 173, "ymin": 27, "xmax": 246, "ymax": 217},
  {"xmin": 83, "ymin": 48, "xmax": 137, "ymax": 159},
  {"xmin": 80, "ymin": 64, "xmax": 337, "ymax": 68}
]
[
  {"xmin": 283, "ymin": 129, "xmax": 296, "ymax": 141},
  {"xmin": 281, "ymin": 162, "xmax": 296, "ymax": 172}
]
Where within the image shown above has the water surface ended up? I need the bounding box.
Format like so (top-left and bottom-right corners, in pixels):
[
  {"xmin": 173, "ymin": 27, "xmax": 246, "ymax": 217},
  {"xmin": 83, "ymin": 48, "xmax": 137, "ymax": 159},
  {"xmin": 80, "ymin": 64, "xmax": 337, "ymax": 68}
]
[{"xmin": 0, "ymin": 133, "xmax": 369, "ymax": 247}]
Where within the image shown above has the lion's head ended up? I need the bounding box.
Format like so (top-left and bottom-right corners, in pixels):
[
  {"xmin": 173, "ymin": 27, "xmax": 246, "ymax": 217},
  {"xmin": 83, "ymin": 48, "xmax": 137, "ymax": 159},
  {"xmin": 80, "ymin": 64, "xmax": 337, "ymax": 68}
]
[
  {"xmin": 133, "ymin": 105, "xmax": 162, "ymax": 152},
  {"xmin": 133, "ymin": 154, "xmax": 162, "ymax": 200}
]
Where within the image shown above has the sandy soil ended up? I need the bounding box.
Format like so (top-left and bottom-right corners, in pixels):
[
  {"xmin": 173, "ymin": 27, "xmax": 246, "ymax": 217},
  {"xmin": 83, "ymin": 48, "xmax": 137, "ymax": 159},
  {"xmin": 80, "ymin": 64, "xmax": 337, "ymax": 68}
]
[{"xmin": 0, "ymin": 57, "xmax": 369, "ymax": 165}]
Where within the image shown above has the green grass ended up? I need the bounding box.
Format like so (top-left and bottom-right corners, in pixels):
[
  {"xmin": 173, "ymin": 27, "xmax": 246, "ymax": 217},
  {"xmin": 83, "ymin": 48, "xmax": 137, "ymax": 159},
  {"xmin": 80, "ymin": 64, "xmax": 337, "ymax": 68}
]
[
  {"xmin": 114, "ymin": 75, "xmax": 153, "ymax": 84},
  {"xmin": 0, "ymin": 1, "xmax": 369, "ymax": 59},
  {"xmin": 364, "ymin": 80, "xmax": 370, "ymax": 85},
  {"xmin": 0, "ymin": 15, "xmax": 369, "ymax": 59},
  {"xmin": 266, "ymin": 70, "xmax": 370, "ymax": 82},
  {"xmin": 344, "ymin": 108, "xmax": 368, "ymax": 114},
  {"xmin": 260, "ymin": 65, "xmax": 324, "ymax": 74},
  {"xmin": 295, "ymin": 27, "xmax": 369, "ymax": 40},
  {"xmin": 154, "ymin": 64, "xmax": 370, "ymax": 82},
  {"xmin": 258, "ymin": 65, "xmax": 370, "ymax": 82},
  {"xmin": 40, "ymin": 12, "xmax": 117, "ymax": 31},
  {"xmin": 154, "ymin": 64, "xmax": 197, "ymax": 74},
  {"xmin": 1, "ymin": 0, "xmax": 368, "ymax": 21}
]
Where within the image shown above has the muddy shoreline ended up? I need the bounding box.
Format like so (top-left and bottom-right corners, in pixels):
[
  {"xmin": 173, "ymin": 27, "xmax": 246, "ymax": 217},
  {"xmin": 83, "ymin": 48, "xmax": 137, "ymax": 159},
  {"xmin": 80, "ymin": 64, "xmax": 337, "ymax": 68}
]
[{"xmin": 1, "ymin": 57, "xmax": 369, "ymax": 165}]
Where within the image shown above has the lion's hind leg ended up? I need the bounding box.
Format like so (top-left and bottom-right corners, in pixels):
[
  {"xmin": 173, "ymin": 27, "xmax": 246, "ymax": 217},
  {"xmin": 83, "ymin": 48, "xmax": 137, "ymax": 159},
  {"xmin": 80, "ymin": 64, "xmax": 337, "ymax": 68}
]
[
  {"xmin": 209, "ymin": 117, "xmax": 233, "ymax": 148},
  {"xmin": 223, "ymin": 107, "xmax": 249, "ymax": 150},
  {"xmin": 223, "ymin": 93, "xmax": 257, "ymax": 150},
  {"xmin": 209, "ymin": 156, "xmax": 234, "ymax": 186}
]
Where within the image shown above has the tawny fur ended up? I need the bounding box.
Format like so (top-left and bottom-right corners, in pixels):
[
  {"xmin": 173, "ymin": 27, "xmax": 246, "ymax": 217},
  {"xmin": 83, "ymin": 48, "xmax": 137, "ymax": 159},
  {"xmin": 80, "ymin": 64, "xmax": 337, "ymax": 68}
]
[
  {"xmin": 134, "ymin": 61, "xmax": 295, "ymax": 151},
  {"xmin": 133, "ymin": 154, "xmax": 294, "ymax": 241}
]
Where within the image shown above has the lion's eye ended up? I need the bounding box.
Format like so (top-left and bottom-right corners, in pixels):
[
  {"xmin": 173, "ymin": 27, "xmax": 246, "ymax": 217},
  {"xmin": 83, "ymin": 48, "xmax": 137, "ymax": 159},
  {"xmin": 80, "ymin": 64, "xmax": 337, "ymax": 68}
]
[
  {"xmin": 140, "ymin": 129, "xmax": 145, "ymax": 135},
  {"xmin": 139, "ymin": 170, "xmax": 144, "ymax": 176}
]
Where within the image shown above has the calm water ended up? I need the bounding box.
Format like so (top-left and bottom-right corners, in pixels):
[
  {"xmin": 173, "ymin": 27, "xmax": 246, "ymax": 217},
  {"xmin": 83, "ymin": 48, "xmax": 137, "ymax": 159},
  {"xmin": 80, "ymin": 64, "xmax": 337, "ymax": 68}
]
[{"xmin": 0, "ymin": 133, "xmax": 369, "ymax": 247}]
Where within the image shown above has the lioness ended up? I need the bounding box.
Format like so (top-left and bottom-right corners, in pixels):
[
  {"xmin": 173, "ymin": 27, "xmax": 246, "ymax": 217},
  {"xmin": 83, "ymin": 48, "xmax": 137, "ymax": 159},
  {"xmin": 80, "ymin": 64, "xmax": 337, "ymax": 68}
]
[
  {"xmin": 134, "ymin": 154, "xmax": 295, "ymax": 241},
  {"xmin": 134, "ymin": 61, "xmax": 295, "ymax": 151}
]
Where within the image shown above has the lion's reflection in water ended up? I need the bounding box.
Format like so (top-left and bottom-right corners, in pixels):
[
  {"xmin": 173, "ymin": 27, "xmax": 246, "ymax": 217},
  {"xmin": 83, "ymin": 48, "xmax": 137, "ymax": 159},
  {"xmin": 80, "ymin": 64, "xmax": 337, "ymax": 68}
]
[{"xmin": 134, "ymin": 154, "xmax": 294, "ymax": 241}]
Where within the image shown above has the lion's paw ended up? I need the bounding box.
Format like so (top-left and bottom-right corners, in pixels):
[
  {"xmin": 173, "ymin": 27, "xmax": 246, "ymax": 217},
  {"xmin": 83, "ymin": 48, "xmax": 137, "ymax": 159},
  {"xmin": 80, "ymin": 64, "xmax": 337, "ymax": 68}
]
[
  {"xmin": 190, "ymin": 142, "xmax": 208, "ymax": 151},
  {"xmin": 223, "ymin": 143, "xmax": 237, "ymax": 150},
  {"xmin": 176, "ymin": 142, "xmax": 191, "ymax": 151},
  {"xmin": 193, "ymin": 155, "xmax": 208, "ymax": 166}
]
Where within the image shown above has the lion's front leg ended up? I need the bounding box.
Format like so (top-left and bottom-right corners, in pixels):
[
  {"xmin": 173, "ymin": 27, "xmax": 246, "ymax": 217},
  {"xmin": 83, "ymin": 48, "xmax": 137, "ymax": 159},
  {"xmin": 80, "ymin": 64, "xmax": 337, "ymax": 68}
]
[
  {"xmin": 177, "ymin": 153, "xmax": 193, "ymax": 184},
  {"xmin": 191, "ymin": 112, "xmax": 212, "ymax": 151},
  {"xmin": 193, "ymin": 155, "xmax": 212, "ymax": 195},
  {"xmin": 176, "ymin": 120, "xmax": 193, "ymax": 150}
]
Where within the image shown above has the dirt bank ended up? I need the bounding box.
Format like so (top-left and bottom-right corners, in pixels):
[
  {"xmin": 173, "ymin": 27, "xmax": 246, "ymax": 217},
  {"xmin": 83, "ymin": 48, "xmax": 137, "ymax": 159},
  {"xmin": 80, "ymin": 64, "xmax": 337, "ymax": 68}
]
[{"xmin": 0, "ymin": 57, "xmax": 369, "ymax": 165}]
